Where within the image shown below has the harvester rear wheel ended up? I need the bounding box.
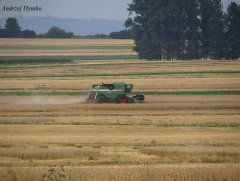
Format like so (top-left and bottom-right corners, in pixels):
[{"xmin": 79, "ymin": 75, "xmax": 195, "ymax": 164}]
[
  {"xmin": 99, "ymin": 99, "xmax": 108, "ymax": 104},
  {"xmin": 97, "ymin": 95, "xmax": 109, "ymax": 104}
]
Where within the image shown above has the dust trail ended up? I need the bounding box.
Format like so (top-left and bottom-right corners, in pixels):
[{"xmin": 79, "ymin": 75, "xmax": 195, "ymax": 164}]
[{"xmin": 14, "ymin": 96, "xmax": 87, "ymax": 105}]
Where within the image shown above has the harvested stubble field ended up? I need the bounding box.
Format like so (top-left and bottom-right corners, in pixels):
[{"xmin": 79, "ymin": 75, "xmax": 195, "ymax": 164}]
[{"xmin": 0, "ymin": 38, "xmax": 240, "ymax": 181}]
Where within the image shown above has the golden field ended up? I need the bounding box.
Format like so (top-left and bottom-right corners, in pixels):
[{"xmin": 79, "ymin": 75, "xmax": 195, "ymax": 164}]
[
  {"xmin": 0, "ymin": 38, "xmax": 134, "ymax": 45},
  {"xmin": 0, "ymin": 38, "xmax": 240, "ymax": 180}
]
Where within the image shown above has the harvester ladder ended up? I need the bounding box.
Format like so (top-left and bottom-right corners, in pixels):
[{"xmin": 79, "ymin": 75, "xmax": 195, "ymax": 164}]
[{"xmin": 94, "ymin": 85, "xmax": 100, "ymax": 99}]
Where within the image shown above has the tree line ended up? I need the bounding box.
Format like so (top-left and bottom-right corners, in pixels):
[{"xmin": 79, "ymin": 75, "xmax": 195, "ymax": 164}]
[
  {"xmin": 0, "ymin": 17, "xmax": 74, "ymax": 39},
  {"xmin": 0, "ymin": 18, "xmax": 37, "ymax": 38},
  {"xmin": 0, "ymin": 17, "xmax": 129, "ymax": 39},
  {"xmin": 126, "ymin": 0, "xmax": 240, "ymax": 60},
  {"xmin": 0, "ymin": 17, "xmax": 134, "ymax": 39}
]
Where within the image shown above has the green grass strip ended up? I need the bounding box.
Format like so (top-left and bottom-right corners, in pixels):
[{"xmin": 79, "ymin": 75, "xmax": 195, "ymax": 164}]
[
  {"xmin": 0, "ymin": 55, "xmax": 138, "ymax": 64},
  {"xmin": 0, "ymin": 90, "xmax": 239, "ymax": 96},
  {"xmin": 0, "ymin": 45, "xmax": 134, "ymax": 50},
  {"xmin": 0, "ymin": 57, "xmax": 72, "ymax": 64},
  {"xmin": 137, "ymin": 90, "xmax": 240, "ymax": 95},
  {"xmin": 0, "ymin": 70, "xmax": 239, "ymax": 78},
  {"xmin": 0, "ymin": 62, "xmax": 145, "ymax": 70}
]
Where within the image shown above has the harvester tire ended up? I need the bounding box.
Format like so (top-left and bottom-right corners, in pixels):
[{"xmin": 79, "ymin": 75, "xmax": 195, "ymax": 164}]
[
  {"xmin": 99, "ymin": 99, "xmax": 108, "ymax": 104},
  {"xmin": 97, "ymin": 95, "xmax": 109, "ymax": 104},
  {"xmin": 116, "ymin": 95, "xmax": 127, "ymax": 104},
  {"xmin": 127, "ymin": 97, "xmax": 134, "ymax": 103}
]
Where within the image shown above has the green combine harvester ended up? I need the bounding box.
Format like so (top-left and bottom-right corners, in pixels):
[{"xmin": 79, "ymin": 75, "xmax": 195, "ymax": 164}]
[{"xmin": 88, "ymin": 82, "xmax": 145, "ymax": 103}]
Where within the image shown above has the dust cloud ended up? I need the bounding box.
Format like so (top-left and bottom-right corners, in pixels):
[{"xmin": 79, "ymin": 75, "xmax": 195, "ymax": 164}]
[{"xmin": 14, "ymin": 96, "xmax": 87, "ymax": 105}]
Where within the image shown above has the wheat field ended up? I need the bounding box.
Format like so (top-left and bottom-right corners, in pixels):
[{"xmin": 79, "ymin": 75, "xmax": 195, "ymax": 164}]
[{"xmin": 0, "ymin": 38, "xmax": 240, "ymax": 180}]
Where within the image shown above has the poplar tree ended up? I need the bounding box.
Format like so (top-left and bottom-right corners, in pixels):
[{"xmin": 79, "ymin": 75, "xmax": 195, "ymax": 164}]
[
  {"xmin": 225, "ymin": 2, "xmax": 240, "ymax": 59},
  {"xmin": 5, "ymin": 17, "xmax": 21, "ymax": 37}
]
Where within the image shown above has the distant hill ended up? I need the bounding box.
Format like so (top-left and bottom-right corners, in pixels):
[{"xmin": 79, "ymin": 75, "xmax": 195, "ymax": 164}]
[{"xmin": 0, "ymin": 16, "xmax": 125, "ymax": 36}]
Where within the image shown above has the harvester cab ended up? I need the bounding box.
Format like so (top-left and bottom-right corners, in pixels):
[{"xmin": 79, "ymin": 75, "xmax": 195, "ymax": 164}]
[{"xmin": 88, "ymin": 82, "xmax": 144, "ymax": 103}]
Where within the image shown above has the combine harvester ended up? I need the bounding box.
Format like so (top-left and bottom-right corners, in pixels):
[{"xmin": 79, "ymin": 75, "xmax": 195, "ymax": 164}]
[{"xmin": 88, "ymin": 82, "xmax": 144, "ymax": 103}]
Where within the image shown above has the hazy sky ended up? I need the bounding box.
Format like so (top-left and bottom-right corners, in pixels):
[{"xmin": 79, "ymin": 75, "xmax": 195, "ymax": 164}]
[{"xmin": 0, "ymin": 0, "xmax": 239, "ymax": 20}]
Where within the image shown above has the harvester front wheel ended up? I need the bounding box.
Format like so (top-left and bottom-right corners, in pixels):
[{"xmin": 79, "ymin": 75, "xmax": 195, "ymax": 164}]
[{"xmin": 116, "ymin": 95, "xmax": 127, "ymax": 104}]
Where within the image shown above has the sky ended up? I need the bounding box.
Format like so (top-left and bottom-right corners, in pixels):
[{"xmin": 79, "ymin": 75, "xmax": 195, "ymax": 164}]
[{"xmin": 0, "ymin": 0, "xmax": 239, "ymax": 20}]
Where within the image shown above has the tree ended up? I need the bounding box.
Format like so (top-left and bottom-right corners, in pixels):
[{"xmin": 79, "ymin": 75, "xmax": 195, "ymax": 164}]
[
  {"xmin": 199, "ymin": 0, "xmax": 212, "ymax": 59},
  {"xmin": 210, "ymin": 0, "xmax": 225, "ymax": 59},
  {"xmin": 199, "ymin": 0, "xmax": 225, "ymax": 59},
  {"xmin": 0, "ymin": 18, "xmax": 37, "ymax": 38},
  {"xmin": 21, "ymin": 29, "xmax": 37, "ymax": 38},
  {"xmin": 160, "ymin": 0, "xmax": 184, "ymax": 60},
  {"xmin": 126, "ymin": 0, "xmax": 238, "ymax": 60},
  {"xmin": 5, "ymin": 17, "xmax": 21, "ymax": 37},
  {"xmin": 125, "ymin": 0, "xmax": 168, "ymax": 60},
  {"xmin": 183, "ymin": 0, "xmax": 200, "ymax": 59},
  {"xmin": 0, "ymin": 27, "xmax": 7, "ymax": 38},
  {"xmin": 44, "ymin": 26, "xmax": 74, "ymax": 38},
  {"xmin": 125, "ymin": 0, "xmax": 201, "ymax": 60},
  {"xmin": 225, "ymin": 2, "xmax": 240, "ymax": 59},
  {"xmin": 109, "ymin": 29, "xmax": 133, "ymax": 39}
]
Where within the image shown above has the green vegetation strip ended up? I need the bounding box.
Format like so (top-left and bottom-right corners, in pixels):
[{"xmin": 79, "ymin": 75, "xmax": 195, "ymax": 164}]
[
  {"xmin": 0, "ymin": 90, "xmax": 239, "ymax": 96},
  {"xmin": 156, "ymin": 122, "xmax": 240, "ymax": 128},
  {"xmin": 0, "ymin": 70, "xmax": 240, "ymax": 78},
  {"xmin": 0, "ymin": 45, "xmax": 134, "ymax": 50},
  {"xmin": 0, "ymin": 55, "xmax": 138, "ymax": 64},
  {"xmin": 138, "ymin": 90, "xmax": 240, "ymax": 95},
  {"xmin": 0, "ymin": 62, "xmax": 145, "ymax": 70},
  {"xmin": 0, "ymin": 56, "xmax": 73, "ymax": 64}
]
